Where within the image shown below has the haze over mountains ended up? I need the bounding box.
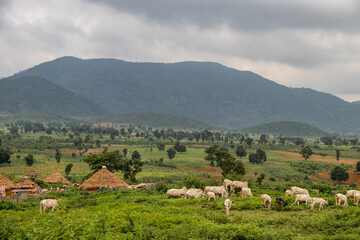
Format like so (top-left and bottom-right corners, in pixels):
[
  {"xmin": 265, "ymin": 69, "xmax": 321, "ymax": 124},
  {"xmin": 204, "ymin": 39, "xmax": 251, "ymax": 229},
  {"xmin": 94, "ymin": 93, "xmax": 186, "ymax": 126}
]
[{"xmin": 4, "ymin": 56, "xmax": 360, "ymax": 134}]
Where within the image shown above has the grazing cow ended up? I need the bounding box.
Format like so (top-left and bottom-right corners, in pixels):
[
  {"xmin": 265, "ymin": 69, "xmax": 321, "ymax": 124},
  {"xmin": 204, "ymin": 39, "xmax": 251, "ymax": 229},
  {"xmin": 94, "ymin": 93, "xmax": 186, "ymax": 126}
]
[
  {"xmin": 224, "ymin": 199, "xmax": 234, "ymax": 216},
  {"xmin": 223, "ymin": 179, "xmax": 232, "ymax": 192},
  {"xmin": 291, "ymin": 186, "xmax": 309, "ymax": 196},
  {"xmin": 135, "ymin": 183, "xmax": 156, "ymax": 190},
  {"xmin": 261, "ymin": 194, "xmax": 271, "ymax": 209},
  {"xmin": 276, "ymin": 197, "xmax": 287, "ymax": 211},
  {"xmin": 229, "ymin": 181, "xmax": 248, "ymax": 195},
  {"xmin": 40, "ymin": 199, "xmax": 58, "ymax": 213},
  {"xmin": 285, "ymin": 190, "xmax": 292, "ymax": 196},
  {"xmin": 335, "ymin": 193, "xmax": 348, "ymax": 206},
  {"xmin": 166, "ymin": 187, "xmax": 187, "ymax": 199},
  {"xmin": 353, "ymin": 193, "xmax": 360, "ymax": 206},
  {"xmin": 311, "ymin": 198, "xmax": 328, "ymax": 211},
  {"xmin": 207, "ymin": 192, "xmax": 216, "ymax": 201},
  {"xmin": 184, "ymin": 188, "xmax": 204, "ymax": 199},
  {"xmin": 346, "ymin": 190, "xmax": 360, "ymax": 199},
  {"xmin": 204, "ymin": 186, "xmax": 228, "ymax": 198},
  {"xmin": 240, "ymin": 188, "xmax": 253, "ymax": 198},
  {"xmin": 294, "ymin": 194, "xmax": 312, "ymax": 205}
]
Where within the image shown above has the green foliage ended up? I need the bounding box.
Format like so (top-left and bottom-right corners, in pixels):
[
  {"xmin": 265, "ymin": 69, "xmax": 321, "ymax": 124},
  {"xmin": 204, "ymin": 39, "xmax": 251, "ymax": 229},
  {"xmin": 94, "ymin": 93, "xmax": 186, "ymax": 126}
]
[
  {"xmin": 357, "ymin": 161, "xmax": 360, "ymax": 172},
  {"xmin": 167, "ymin": 148, "xmax": 176, "ymax": 160},
  {"xmin": 24, "ymin": 154, "xmax": 34, "ymax": 166},
  {"xmin": 0, "ymin": 148, "xmax": 11, "ymax": 164},
  {"xmin": 290, "ymin": 162, "xmax": 333, "ymax": 176},
  {"xmin": 249, "ymin": 149, "xmax": 267, "ymax": 164},
  {"xmin": 65, "ymin": 163, "xmax": 73, "ymax": 176},
  {"xmin": 29, "ymin": 176, "xmax": 49, "ymax": 189},
  {"xmin": 235, "ymin": 145, "xmax": 247, "ymax": 158},
  {"xmin": 204, "ymin": 145, "xmax": 245, "ymax": 177},
  {"xmin": 156, "ymin": 143, "xmax": 165, "ymax": 151},
  {"xmin": 256, "ymin": 173, "xmax": 266, "ymax": 187},
  {"xmin": 300, "ymin": 146, "xmax": 313, "ymax": 160},
  {"xmin": 330, "ymin": 166, "xmax": 349, "ymax": 183},
  {"xmin": 83, "ymin": 151, "xmax": 123, "ymax": 173},
  {"xmin": 55, "ymin": 148, "xmax": 62, "ymax": 163}
]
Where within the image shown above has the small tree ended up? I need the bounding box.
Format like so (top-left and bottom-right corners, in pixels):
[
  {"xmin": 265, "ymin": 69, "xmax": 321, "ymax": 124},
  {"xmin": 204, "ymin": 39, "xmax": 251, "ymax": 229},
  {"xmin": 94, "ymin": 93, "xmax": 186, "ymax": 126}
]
[
  {"xmin": 24, "ymin": 154, "xmax": 34, "ymax": 166},
  {"xmin": 356, "ymin": 161, "xmax": 360, "ymax": 172},
  {"xmin": 256, "ymin": 173, "xmax": 266, "ymax": 188},
  {"xmin": 55, "ymin": 148, "xmax": 62, "ymax": 163},
  {"xmin": 167, "ymin": 148, "xmax": 176, "ymax": 160},
  {"xmin": 245, "ymin": 137, "xmax": 253, "ymax": 147},
  {"xmin": 176, "ymin": 144, "xmax": 187, "ymax": 153},
  {"xmin": 249, "ymin": 149, "xmax": 267, "ymax": 164},
  {"xmin": 300, "ymin": 146, "xmax": 313, "ymax": 160},
  {"xmin": 122, "ymin": 150, "xmax": 144, "ymax": 182},
  {"xmin": 336, "ymin": 150, "xmax": 341, "ymax": 161},
  {"xmin": 0, "ymin": 148, "xmax": 11, "ymax": 164},
  {"xmin": 65, "ymin": 163, "xmax": 73, "ymax": 176},
  {"xmin": 83, "ymin": 151, "xmax": 123, "ymax": 173},
  {"xmin": 157, "ymin": 143, "xmax": 165, "ymax": 151},
  {"xmin": 330, "ymin": 166, "xmax": 349, "ymax": 184},
  {"xmin": 235, "ymin": 145, "xmax": 247, "ymax": 158},
  {"xmin": 123, "ymin": 148, "xmax": 128, "ymax": 157}
]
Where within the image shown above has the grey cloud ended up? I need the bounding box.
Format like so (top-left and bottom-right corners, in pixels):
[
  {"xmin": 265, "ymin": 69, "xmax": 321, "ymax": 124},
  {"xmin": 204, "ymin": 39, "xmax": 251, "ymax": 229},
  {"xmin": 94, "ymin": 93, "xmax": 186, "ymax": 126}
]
[{"xmin": 85, "ymin": 0, "xmax": 360, "ymax": 32}]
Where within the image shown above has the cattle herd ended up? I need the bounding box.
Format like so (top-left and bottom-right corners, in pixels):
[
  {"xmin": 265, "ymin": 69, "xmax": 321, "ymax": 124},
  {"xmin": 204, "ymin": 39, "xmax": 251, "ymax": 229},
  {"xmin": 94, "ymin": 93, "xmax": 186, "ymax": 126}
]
[
  {"xmin": 165, "ymin": 179, "xmax": 360, "ymax": 215},
  {"xmin": 39, "ymin": 180, "xmax": 360, "ymax": 216}
]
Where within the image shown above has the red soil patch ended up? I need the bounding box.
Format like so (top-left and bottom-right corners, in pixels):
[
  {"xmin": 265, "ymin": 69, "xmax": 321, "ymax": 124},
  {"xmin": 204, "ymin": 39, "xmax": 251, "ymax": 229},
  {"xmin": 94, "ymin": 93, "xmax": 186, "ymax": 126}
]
[
  {"xmin": 272, "ymin": 150, "xmax": 359, "ymax": 164},
  {"xmin": 309, "ymin": 169, "xmax": 360, "ymax": 186}
]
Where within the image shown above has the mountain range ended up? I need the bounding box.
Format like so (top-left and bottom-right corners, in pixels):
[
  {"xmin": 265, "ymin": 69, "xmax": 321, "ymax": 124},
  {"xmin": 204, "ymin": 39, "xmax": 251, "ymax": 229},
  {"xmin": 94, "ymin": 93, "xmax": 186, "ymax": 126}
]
[{"xmin": 4, "ymin": 56, "xmax": 360, "ymax": 134}]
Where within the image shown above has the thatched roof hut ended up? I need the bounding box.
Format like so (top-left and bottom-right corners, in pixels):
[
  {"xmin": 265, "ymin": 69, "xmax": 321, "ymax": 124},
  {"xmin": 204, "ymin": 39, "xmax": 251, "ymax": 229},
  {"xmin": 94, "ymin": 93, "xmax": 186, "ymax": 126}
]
[
  {"xmin": 15, "ymin": 177, "xmax": 41, "ymax": 189},
  {"xmin": 78, "ymin": 166, "xmax": 129, "ymax": 192},
  {"xmin": 0, "ymin": 174, "xmax": 16, "ymax": 196},
  {"xmin": 44, "ymin": 171, "xmax": 70, "ymax": 184},
  {"xmin": 25, "ymin": 171, "xmax": 44, "ymax": 180}
]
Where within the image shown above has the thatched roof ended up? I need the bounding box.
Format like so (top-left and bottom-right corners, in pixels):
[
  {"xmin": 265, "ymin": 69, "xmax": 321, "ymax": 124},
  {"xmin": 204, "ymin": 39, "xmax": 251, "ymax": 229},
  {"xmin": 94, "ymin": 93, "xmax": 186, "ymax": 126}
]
[
  {"xmin": 25, "ymin": 171, "xmax": 44, "ymax": 180},
  {"xmin": 78, "ymin": 167, "xmax": 129, "ymax": 190},
  {"xmin": 0, "ymin": 174, "xmax": 16, "ymax": 189},
  {"xmin": 15, "ymin": 177, "xmax": 41, "ymax": 189},
  {"xmin": 44, "ymin": 171, "xmax": 70, "ymax": 184}
]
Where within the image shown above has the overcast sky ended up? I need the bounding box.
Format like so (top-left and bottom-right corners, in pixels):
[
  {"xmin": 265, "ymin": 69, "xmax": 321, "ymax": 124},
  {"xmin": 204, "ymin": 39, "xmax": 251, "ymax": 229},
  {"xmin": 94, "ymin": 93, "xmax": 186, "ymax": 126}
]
[{"xmin": 1, "ymin": 0, "xmax": 360, "ymax": 102}]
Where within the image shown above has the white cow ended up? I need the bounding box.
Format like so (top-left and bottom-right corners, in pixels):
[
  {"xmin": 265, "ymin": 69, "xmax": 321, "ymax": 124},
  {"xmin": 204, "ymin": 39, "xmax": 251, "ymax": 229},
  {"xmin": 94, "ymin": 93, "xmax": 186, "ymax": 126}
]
[
  {"xmin": 166, "ymin": 187, "xmax": 188, "ymax": 199},
  {"xmin": 311, "ymin": 198, "xmax": 328, "ymax": 211},
  {"xmin": 229, "ymin": 181, "xmax": 248, "ymax": 195},
  {"xmin": 346, "ymin": 190, "xmax": 360, "ymax": 199},
  {"xmin": 224, "ymin": 199, "xmax": 234, "ymax": 216},
  {"xmin": 353, "ymin": 193, "xmax": 360, "ymax": 206},
  {"xmin": 207, "ymin": 192, "xmax": 216, "ymax": 201},
  {"xmin": 335, "ymin": 193, "xmax": 348, "ymax": 206},
  {"xmin": 40, "ymin": 199, "xmax": 58, "ymax": 213},
  {"xmin": 204, "ymin": 186, "xmax": 228, "ymax": 198},
  {"xmin": 294, "ymin": 194, "xmax": 312, "ymax": 205},
  {"xmin": 184, "ymin": 188, "xmax": 204, "ymax": 199},
  {"xmin": 223, "ymin": 179, "xmax": 232, "ymax": 192},
  {"xmin": 240, "ymin": 188, "xmax": 253, "ymax": 197},
  {"xmin": 291, "ymin": 186, "xmax": 309, "ymax": 196},
  {"xmin": 261, "ymin": 194, "xmax": 271, "ymax": 209},
  {"xmin": 285, "ymin": 190, "xmax": 292, "ymax": 196}
]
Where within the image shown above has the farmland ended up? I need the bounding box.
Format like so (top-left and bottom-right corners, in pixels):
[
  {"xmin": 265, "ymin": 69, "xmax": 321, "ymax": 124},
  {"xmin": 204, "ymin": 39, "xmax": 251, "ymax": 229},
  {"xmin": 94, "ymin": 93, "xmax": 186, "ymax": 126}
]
[{"xmin": 1, "ymin": 122, "xmax": 360, "ymax": 239}]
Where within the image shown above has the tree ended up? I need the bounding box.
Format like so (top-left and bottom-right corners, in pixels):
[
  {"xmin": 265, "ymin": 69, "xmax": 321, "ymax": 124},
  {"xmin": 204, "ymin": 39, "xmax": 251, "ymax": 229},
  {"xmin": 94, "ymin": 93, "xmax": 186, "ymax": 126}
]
[
  {"xmin": 245, "ymin": 137, "xmax": 253, "ymax": 147},
  {"xmin": 122, "ymin": 150, "xmax": 144, "ymax": 182},
  {"xmin": 356, "ymin": 161, "xmax": 360, "ymax": 172},
  {"xmin": 204, "ymin": 145, "xmax": 245, "ymax": 177},
  {"xmin": 320, "ymin": 137, "xmax": 333, "ymax": 146},
  {"xmin": 9, "ymin": 125, "xmax": 19, "ymax": 136},
  {"xmin": 24, "ymin": 154, "xmax": 34, "ymax": 166},
  {"xmin": 336, "ymin": 150, "xmax": 341, "ymax": 161},
  {"xmin": 65, "ymin": 163, "xmax": 73, "ymax": 176},
  {"xmin": 350, "ymin": 138, "xmax": 358, "ymax": 145},
  {"xmin": 256, "ymin": 173, "xmax": 266, "ymax": 188},
  {"xmin": 167, "ymin": 148, "xmax": 176, "ymax": 160},
  {"xmin": 157, "ymin": 143, "xmax": 165, "ymax": 151},
  {"xmin": 0, "ymin": 148, "xmax": 11, "ymax": 164},
  {"xmin": 235, "ymin": 145, "xmax": 247, "ymax": 158},
  {"xmin": 176, "ymin": 144, "xmax": 187, "ymax": 153},
  {"xmin": 131, "ymin": 150, "xmax": 141, "ymax": 161},
  {"xmin": 83, "ymin": 151, "xmax": 123, "ymax": 173},
  {"xmin": 330, "ymin": 166, "xmax": 349, "ymax": 184},
  {"xmin": 300, "ymin": 146, "xmax": 313, "ymax": 160},
  {"xmin": 259, "ymin": 134, "xmax": 268, "ymax": 144},
  {"xmin": 249, "ymin": 149, "xmax": 267, "ymax": 164},
  {"xmin": 123, "ymin": 148, "xmax": 128, "ymax": 157},
  {"xmin": 55, "ymin": 148, "xmax": 62, "ymax": 163}
]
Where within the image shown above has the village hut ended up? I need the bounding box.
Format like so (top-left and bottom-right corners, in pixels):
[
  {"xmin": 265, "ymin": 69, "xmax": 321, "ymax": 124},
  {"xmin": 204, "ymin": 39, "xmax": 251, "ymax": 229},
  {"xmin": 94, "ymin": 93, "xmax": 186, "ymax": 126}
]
[
  {"xmin": 78, "ymin": 166, "xmax": 129, "ymax": 192},
  {"xmin": 0, "ymin": 174, "xmax": 16, "ymax": 196},
  {"xmin": 15, "ymin": 177, "xmax": 41, "ymax": 189},
  {"xmin": 44, "ymin": 171, "xmax": 70, "ymax": 184},
  {"xmin": 25, "ymin": 171, "xmax": 44, "ymax": 180}
]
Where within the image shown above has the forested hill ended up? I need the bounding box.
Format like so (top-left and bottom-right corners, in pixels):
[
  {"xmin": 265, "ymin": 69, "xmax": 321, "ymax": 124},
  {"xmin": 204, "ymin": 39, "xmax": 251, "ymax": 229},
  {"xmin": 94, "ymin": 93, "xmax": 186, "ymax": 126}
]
[
  {"xmin": 241, "ymin": 121, "xmax": 329, "ymax": 137},
  {"xmin": 14, "ymin": 56, "xmax": 360, "ymax": 133},
  {"xmin": 0, "ymin": 76, "xmax": 109, "ymax": 117}
]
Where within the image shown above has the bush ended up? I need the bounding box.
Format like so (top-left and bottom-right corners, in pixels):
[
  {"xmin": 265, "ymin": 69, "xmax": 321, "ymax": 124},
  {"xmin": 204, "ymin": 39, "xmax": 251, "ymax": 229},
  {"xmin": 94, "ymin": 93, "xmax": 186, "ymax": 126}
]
[{"xmin": 0, "ymin": 200, "xmax": 17, "ymax": 210}]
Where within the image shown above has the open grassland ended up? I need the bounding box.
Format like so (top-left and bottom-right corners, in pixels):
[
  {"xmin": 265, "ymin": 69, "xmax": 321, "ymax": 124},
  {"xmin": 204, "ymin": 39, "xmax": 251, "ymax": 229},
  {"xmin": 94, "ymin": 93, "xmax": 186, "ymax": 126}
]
[{"xmin": 1, "ymin": 189, "xmax": 360, "ymax": 239}]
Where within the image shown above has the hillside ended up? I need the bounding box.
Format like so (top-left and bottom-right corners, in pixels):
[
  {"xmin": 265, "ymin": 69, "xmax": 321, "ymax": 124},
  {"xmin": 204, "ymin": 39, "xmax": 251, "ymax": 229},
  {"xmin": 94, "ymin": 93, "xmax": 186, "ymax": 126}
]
[
  {"xmin": 241, "ymin": 121, "xmax": 329, "ymax": 137},
  {"xmin": 94, "ymin": 112, "xmax": 211, "ymax": 129},
  {"xmin": 0, "ymin": 76, "xmax": 110, "ymax": 117},
  {"xmin": 15, "ymin": 56, "xmax": 360, "ymax": 133}
]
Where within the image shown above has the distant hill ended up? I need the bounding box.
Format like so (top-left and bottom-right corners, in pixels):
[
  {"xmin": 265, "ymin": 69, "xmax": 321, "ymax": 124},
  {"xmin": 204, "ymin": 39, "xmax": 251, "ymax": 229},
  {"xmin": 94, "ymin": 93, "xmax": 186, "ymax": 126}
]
[
  {"xmin": 241, "ymin": 121, "xmax": 329, "ymax": 137},
  {"xmin": 14, "ymin": 56, "xmax": 360, "ymax": 133},
  {"xmin": 0, "ymin": 76, "xmax": 110, "ymax": 117},
  {"xmin": 93, "ymin": 112, "xmax": 211, "ymax": 129}
]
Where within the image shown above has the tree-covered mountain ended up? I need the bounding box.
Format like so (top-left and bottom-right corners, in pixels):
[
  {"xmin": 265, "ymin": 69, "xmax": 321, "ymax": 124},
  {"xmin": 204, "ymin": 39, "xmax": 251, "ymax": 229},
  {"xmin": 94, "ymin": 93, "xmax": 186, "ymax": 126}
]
[
  {"xmin": 0, "ymin": 76, "xmax": 109, "ymax": 117},
  {"xmin": 14, "ymin": 56, "xmax": 360, "ymax": 133},
  {"xmin": 241, "ymin": 121, "xmax": 329, "ymax": 137}
]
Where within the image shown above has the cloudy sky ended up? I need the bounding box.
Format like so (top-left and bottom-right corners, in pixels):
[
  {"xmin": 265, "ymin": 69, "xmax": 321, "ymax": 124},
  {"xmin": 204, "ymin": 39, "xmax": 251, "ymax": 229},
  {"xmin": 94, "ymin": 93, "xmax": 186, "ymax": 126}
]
[{"xmin": 1, "ymin": 0, "xmax": 360, "ymax": 102}]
